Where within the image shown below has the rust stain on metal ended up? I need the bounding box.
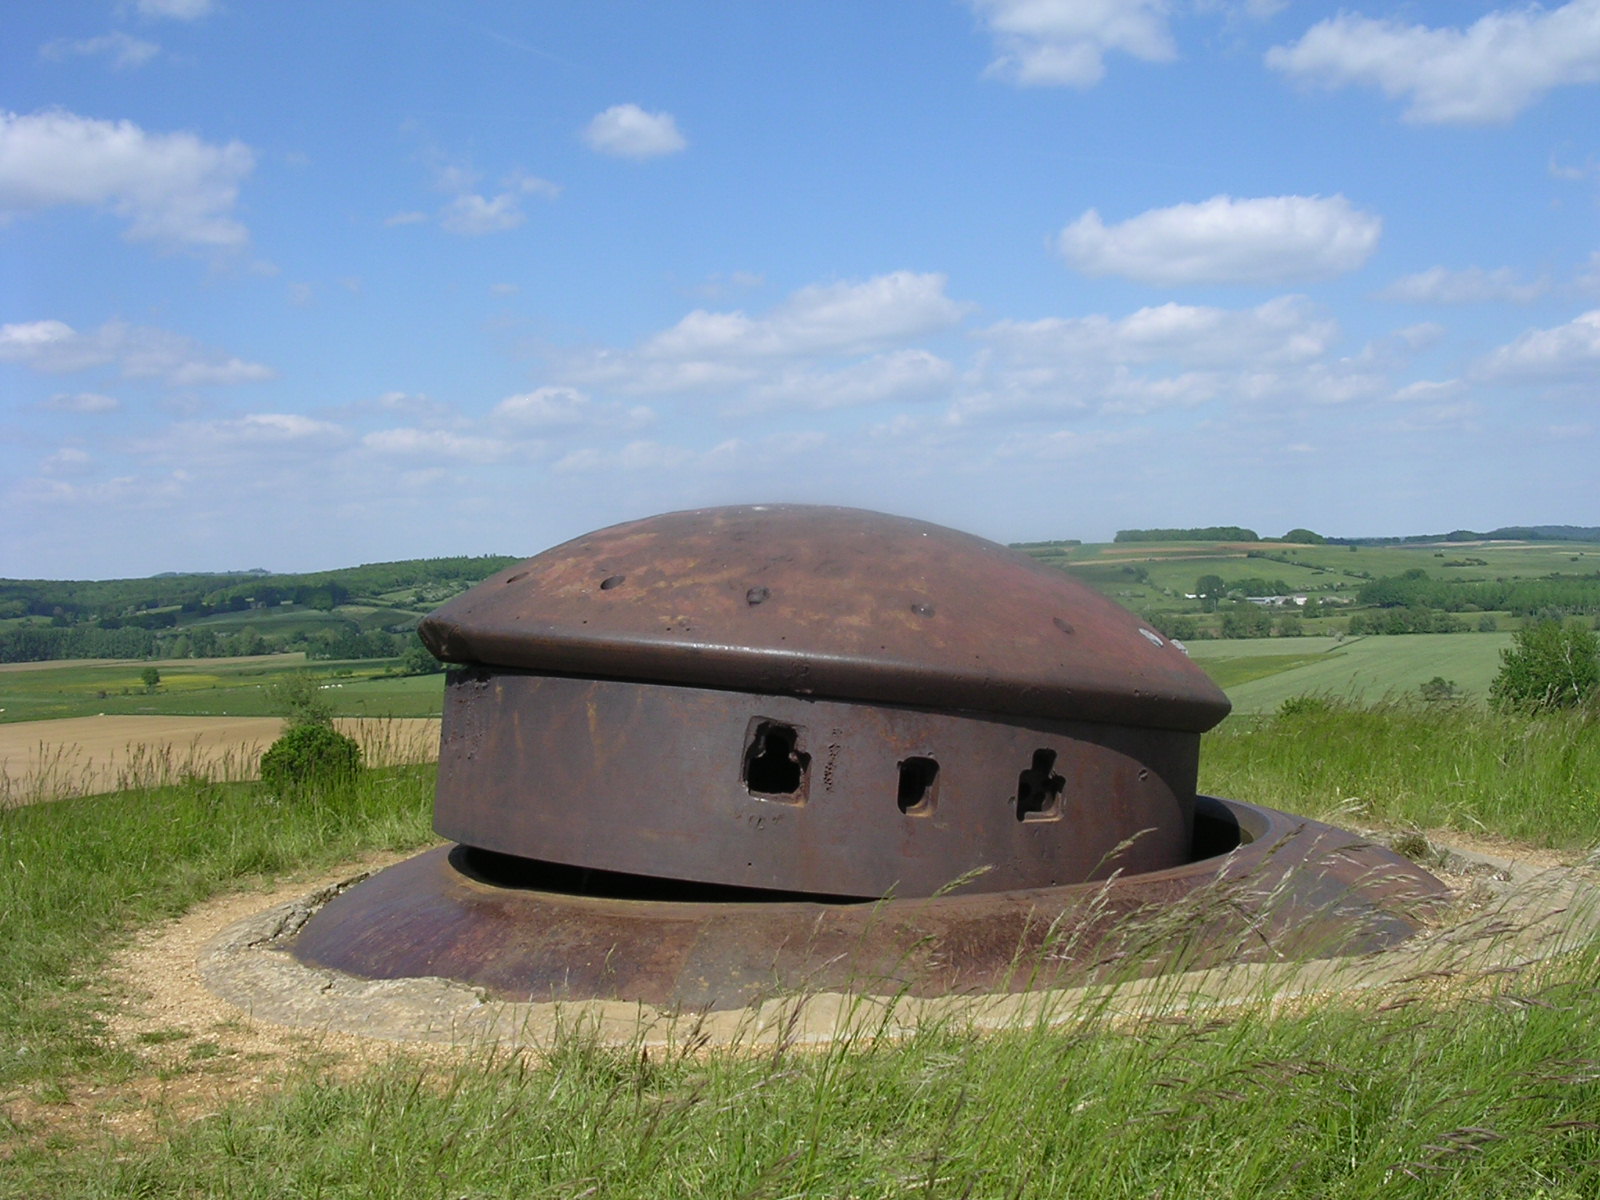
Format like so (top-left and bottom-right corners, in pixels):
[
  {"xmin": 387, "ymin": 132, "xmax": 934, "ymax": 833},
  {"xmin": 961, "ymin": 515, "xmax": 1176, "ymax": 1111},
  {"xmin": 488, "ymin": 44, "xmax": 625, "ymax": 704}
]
[
  {"xmin": 288, "ymin": 504, "xmax": 1449, "ymax": 1010},
  {"xmin": 419, "ymin": 505, "xmax": 1227, "ymax": 899},
  {"xmin": 293, "ymin": 797, "xmax": 1449, "ymax": 1012}
]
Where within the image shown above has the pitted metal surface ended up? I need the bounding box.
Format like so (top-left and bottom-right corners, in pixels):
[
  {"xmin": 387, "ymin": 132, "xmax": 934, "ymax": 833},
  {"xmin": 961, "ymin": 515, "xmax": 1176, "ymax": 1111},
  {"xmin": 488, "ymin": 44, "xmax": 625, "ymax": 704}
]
[
  {"xmin": 419, "ymin": 505, "xmax": 1229, "ymax": 897},
  {"xmin": 293, "ymin": 797, "xmax": 1452, "ymax": 1012},
  {"xmin": 433, "ymin": 671, "xmax": 1199, "ymax": 898},
  {"xmin": 419, "ymin": 505, "xmax": 1228, "ymax": 732},
  {"xmin": 286, "ymin": 504, "xmax": 1448, "ymax": 1006}
]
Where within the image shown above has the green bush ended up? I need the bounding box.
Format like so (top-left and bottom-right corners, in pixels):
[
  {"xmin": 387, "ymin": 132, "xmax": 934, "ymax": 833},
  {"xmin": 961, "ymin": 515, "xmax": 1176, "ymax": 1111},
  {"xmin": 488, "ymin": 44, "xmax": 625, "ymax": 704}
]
[
  {"xmin": 260, "ymin": 722, "xmax": 363, "ymax": 794},
  {"xmin": 1489, "ymin": 619, "xmax": 1600, "ymax": 712}
]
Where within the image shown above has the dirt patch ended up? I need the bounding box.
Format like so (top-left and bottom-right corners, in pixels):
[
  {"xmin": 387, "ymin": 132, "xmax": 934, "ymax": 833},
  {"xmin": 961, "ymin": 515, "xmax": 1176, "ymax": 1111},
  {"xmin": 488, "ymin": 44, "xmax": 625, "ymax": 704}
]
[
  {"xmin": 11, "ymin": 829, "xmax": 1594, "ymax": 1157},
  {"xmin": 5, "ymin": 852, "xmax": 460, "ymax": 1150},
  {"xmin": 0, "ymin": 715, "xmax": 440, "ymax": 806}
]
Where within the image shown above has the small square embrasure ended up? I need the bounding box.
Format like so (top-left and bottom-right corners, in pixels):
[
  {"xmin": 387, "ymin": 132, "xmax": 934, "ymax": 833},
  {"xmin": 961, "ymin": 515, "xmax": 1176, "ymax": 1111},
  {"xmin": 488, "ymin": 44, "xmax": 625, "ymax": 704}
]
[
  {"xmin": 897, "ymin": 756, "xmax": 939, "ymax": 815},
  {"xmin": 743, "ymin": 720, "xmax": 809, "ymax": 800}
]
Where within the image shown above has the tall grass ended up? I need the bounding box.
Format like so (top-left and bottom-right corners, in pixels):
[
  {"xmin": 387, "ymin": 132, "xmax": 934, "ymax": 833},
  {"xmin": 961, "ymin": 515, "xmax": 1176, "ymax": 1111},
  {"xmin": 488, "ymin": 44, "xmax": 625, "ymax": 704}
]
[
  {"xmin": 0, "ymin": 757, "xmax": 435, "ymax": 1092},
  {"xmin": 19, "ymin": 952, "xmax": 1600, "ymax": 1198},
  {"xmin": 4, "ymin": 703, "xmax": 1599, "ymax": 1197},
  {"xmin": 1202, "ymin": 698, "xmax": 1600, "ymax": 849}
]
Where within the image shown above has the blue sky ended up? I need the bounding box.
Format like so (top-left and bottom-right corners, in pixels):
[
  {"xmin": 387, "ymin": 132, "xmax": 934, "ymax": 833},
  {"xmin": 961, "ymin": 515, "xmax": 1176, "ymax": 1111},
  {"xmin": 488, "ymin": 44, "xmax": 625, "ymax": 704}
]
[{"xmin": 3, "ymin": 1, "xmax": 1598, "ymax": 579}]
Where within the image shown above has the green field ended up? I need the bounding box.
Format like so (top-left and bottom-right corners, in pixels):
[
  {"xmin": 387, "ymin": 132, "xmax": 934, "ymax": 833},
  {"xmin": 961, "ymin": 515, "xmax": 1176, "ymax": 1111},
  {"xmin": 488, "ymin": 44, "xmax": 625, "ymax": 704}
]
[
  {"xmin": 1186, "ymin": 633, "xmax": 1514, "ymax": 714},
  {"xmin": 1020, "ymin": 536, "xmax": 1600, "ymax": 639},
  {"xmin": 0, "ymin": 654, "xmax": 445, "ymax": 724},
  {"xmin": 0, "ymin": 630, "xmax": 1523, "ymax": 725}
]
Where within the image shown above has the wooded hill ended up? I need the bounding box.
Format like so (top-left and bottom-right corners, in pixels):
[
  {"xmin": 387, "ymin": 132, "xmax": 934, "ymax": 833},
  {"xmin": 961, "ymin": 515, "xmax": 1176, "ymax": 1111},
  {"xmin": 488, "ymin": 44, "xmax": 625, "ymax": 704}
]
[{"xmin": 0, "ymin": 555, "xmax": 519, "ymax": 663}]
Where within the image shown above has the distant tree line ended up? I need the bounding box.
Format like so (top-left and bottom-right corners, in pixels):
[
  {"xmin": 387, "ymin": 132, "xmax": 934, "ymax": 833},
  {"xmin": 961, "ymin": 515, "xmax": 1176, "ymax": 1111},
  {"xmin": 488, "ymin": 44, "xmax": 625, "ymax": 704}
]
[
  {"xmin": 1331, "ymin": 525, "xmax": 1600, "ymax": 547},
  {"xmin": 1114, "ymin": 527, "xmax": 1260, "ymax": 543},
  {"xmin": 0, "ymin": 555, "xmax": 519, "ymax": 625},
  {"xmin": 1356, "ymin": 571, "xmax": 1600, "ymax": 616},
  {"xmin": 0, "ymin": 554, "xmax": 518, "ymax": 663}
]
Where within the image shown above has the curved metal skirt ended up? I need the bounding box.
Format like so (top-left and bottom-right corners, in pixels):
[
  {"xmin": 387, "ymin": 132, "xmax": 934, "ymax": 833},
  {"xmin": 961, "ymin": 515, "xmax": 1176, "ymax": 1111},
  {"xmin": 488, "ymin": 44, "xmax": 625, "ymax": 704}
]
[{"xmin": 291, "ymin": 797, "xmax": 1450, "ymax": 1012}]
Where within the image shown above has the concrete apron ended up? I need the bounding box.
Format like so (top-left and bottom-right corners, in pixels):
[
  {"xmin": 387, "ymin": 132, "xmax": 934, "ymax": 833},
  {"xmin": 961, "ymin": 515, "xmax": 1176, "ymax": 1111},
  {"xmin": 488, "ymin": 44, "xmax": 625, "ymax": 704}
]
[{"xmin": 199, "ymin": 841, "xmax": 1600, "ymax": 1053}]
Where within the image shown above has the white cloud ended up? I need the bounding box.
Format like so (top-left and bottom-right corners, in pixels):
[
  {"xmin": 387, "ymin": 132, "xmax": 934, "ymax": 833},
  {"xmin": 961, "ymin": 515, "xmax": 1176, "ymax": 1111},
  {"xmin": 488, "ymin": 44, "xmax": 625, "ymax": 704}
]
[
  {"xmin": 433, "ymin": 167, "xmax": 559, "ymax": 236},
  {"xmin": 1478, "ymin": 309, "xmax": 1600, "ymax": 379},
  {"xmin": 12, "ymin": 472, "xmax": 185, "ymax": 508},
  {"xmin": 384, "ymin": 210, "xmax": 428, "ymax": 227},
  {"xmin": 41, "ymin": 446, "xmax": 93, "ymax": 474},
  {"xmin": 968, "ymin": 0, "xmax": 1177, "ymax": 87},
  {"xmin": 362, "ymin": 428, "xmax": 515, "ymax": 460},
  {"xmin": 555, "ymin": 438, "xmax": 743, "ymax": 474},
  {"xmin": 439, "ymin": 191, "xmax": 524, "ymax": 235},
  {"xmin": 1391, "ymin": 379, "xmax": 1464, "ymax": 404},
  {"xmin": 0, "ymin": 109, "xmax": 254, "ymax": 250},
  {"xmin": 0, "ymin": 318, "xmax": 275, "ymax": 385},
  {"xmin": 45, "ymin": 391, "xmax": 120, "ymax": 412},
  {"xmin": 490, "ymin": 385, "xmax": 650, "ymax": 432},
  {"xmin": 40, "ymin": 33, "xmax": 160, "ymax": 69},
  {"xmin": 955, "ymin": 296, "xmax": 1390, "ymax": 421},
  {"xmin": 0, "ymin": 320, "xmax": 98, "ymax": 372},
  {"xmin": 134, "ymin": 413, "xmax": 345, "ymax": 463},
  {"xmin": 137, "ymin": 0, "xmax": 213, "ymax": 19},
  {"xmin": 1059, "ymin": 194, "xmax": 1381, "ymax": 285},
  {"xmin": 570, "ymin": 272, "xmax": 969, "ymax": 398},
  {"xmin": 992, "ymin": 427, "xmax": 1143, "ymax": 461},
  {"xmin": 582, "ymin": 104, "xmax": 687, "ymax": 159},
  {"xmin": 980, "ymin": 296, "xmax": 1337, "ymax": 367},
  {"xmin": 1380, "ymin": 265, "xmax": 1547, "ymax": 304},
  {"xmin": 1266, "ymin": 1, "xmax": 1600, "ymax": 125},
  {"xmin": 645, "ymin": 272, "xmax": 967, "ymax": 360},
  {"xmin": 738, "ymin": 350, "xmax": 957, "ymax": 412}
]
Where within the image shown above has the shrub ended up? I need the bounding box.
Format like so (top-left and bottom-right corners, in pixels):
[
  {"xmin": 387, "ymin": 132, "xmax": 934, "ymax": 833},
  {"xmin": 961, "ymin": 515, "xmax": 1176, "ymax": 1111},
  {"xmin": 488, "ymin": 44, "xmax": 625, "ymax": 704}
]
[
  {"xmin": 1489, "ymin": 619, "xmax": 1600, "ymax": 712},
  {"xmin": 1277, "ymin": 694, "xmax": 1334, "ymax": 718},
  {"xmin": 268, "ymin": 671, "xmax": 335, "ymax": 730},
  {"xmin": 260, "ymin": 723, "xmax": 362, "ymax": 795}
]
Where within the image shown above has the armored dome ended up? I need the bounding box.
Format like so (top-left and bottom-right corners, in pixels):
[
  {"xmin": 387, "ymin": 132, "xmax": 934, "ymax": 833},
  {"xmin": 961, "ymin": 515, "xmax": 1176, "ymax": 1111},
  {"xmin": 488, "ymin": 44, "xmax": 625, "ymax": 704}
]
[
  {"xmin": 411, "ymin": 506, "xmax": 1230, "ymax": 900},
  {"xmin": 285, "ymin": 506, "xmax": 1446, "ymax": 1015},
  {"xmin": 419, "ymin": 504, "xmax": 1228, "ymax": 732}
]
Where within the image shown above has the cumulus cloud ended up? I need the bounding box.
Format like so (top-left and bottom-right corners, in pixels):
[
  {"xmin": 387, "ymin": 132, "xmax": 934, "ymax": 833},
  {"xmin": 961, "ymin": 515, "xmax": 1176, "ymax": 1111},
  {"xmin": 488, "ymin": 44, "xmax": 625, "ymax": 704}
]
[
  {"xmin": 361, "ymin": 428, "xmax": 514, "ymax": 460},
  {"xmin": 0, "ymin": 109, "xmax": 254, "ymax": 250},
  {"xmin": 572, "ymin": 272, "xmax": 969, "ymax": 398},
  {"xmin": 40, "ymin": 33, "xmax": 160, "ymax": 69},
  {"xmin": 1379, "ymin": 265, "xmax": 1547, "ymax": 304},
  {"xmin": 403, "ymin": 160, "xmax": 558, "ymax": 236},
  {"xmin": 12, "ymin": 472, "xmax": 186, "ymax": 508},
  {"xmin": 737, "ymin": 350, "xmax": 957, "ymax": 413},
  {"xmin": 41, "ymin": 447, "xmax": 93, "ymax": 474},
  {"xmin": 1477, "ymin": 309, "xmax": 1600, "ymax": 379},
  {"xmin": 1391, "ymin": 379, "xmax": 1464, "ymax": 404},
  {"xmin": 0, "ymin": 318, "xmax": 275, "ymax": 385},
  {"xmin": 644, "ymin": 273, "xmax": 967, "ymax": 360},
  {"xmin": 491, "ymin": 386, "xmax": 651, "ymax": 432},
  {"xmin": 1059, "ymin": 194, "xmax": 1381, "ymax": 285},
  {"xmin": 133, "ymin": 414, "xmax": 345, "ymax": 464},
  {"xmin": 1266, "ymin": 1, "xmax": 1600, "ymax": 125},
  {"xmin": 582, "ymin": 104, "xmax": 687, "ymax": 159},
  {"xmin": 439, "ymin": 192, "xmax": 524, "ymax": 236},
  {"xmin": 981, "ymin": 296, "xmax": 1337, "ymax": 367},
  {"xmin": 954, "ymin": 296, "xmax": 1385, "ymax": 421},
  {"xmin": 968, "ymin": 0, "xmax": 1177, "ymax": 87}
]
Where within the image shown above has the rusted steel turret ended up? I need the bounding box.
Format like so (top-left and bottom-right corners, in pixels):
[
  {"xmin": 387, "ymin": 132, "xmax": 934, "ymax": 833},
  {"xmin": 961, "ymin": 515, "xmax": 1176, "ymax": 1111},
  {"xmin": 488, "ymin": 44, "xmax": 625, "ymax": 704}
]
[
  {"xmin": 416, "ymin": 504, "xmax": 1230, "ymax": 899},
  {"xmin": 290, "ymin": 505, "xmax": 1446, "ymax": 1011}
]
